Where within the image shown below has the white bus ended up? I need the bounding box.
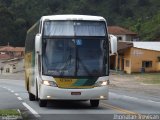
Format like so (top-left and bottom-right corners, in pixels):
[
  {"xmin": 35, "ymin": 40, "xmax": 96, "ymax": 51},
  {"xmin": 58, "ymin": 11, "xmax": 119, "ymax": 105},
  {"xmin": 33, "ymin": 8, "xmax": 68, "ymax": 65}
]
[{"xmin": 25, "ymin": 15, "xmax": 117, "ymax": 107}]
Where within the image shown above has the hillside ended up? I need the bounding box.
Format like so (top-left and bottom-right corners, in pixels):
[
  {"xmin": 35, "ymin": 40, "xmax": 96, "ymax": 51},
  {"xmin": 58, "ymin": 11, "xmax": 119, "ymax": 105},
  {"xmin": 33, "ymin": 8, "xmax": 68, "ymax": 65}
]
[{"xmin": 0, "ymin": 0, "xmax": 160, "ymax": 46}]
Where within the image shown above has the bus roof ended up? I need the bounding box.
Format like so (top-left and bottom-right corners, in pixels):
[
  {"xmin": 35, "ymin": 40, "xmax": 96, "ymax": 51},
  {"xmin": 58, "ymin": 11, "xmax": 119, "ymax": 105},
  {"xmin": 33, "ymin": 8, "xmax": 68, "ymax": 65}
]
[{"xmin": 41, "ymin": 15, "xmax": 106, "ymax": 21}]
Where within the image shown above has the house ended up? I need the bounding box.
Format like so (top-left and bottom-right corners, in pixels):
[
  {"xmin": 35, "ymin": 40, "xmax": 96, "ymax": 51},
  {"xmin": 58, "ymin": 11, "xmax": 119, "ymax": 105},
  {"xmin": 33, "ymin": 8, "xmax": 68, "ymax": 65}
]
[
  {"xmin": 110, "ymin": 41, "xmax": 133, "ymax": 70},
  {"xmin": 0, "ymin": 45, "xmax": 24, "ymax": 59},
  {"xmin": 108, "ymin": 26, "xmax": 138, "ymax": 41},
  {"xmin": 1, "ymin": 58, "xmax": 24, "ymax": 74},
  {"xmin": 114, "ymin": 42, "xmax": 160, "ymax": 74},
  {"xmin": 0, "ymin": 45, "xmax": 25, "ymax": 74}
]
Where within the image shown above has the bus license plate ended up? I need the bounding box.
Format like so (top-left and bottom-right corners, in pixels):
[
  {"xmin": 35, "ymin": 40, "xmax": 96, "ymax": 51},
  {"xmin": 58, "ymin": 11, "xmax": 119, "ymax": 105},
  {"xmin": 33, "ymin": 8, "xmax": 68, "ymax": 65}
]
[{"xmin": 71, "ymin": 92, "xmax": 81, "ymax": 95}]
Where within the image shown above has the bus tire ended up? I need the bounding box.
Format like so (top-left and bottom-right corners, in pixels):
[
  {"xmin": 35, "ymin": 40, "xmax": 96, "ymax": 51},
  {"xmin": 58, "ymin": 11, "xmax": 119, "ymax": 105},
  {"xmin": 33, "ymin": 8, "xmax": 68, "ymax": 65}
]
[
  {"xmin": 90, "ymin": 100, "xmax": 99, "ymax": 107},
  {"xmin": 39, "ymin": 99, "xmax": 47, "ymax": 107},
  {"xmin": 35, "ymin": 81, "xmax": 38, "ymax": 101},
  {"xmin": 27, "ymin": 81, "xmax": 29, "ymax": 91},
  {"xmin": 29, "ymin": 92, "xmax": 35, "ymax": 101}
]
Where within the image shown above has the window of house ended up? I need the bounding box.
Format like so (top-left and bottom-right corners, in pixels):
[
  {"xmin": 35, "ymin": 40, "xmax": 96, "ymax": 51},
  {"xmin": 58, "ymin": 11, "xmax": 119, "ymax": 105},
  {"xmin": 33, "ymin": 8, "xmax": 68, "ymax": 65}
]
[
  {"xmin": 142, "ymin": 61, "xmax": 152, "ymax": 68},
  {"xmin": 6, "ymin": 68, "xmax": 10, "ymax": 73},
  {"xmin": 13, "ymin": 65, "xmax": 16, "ymax": 69},
  {"xmin": 125, "ymin": 60, "xmax": 130, "ymax": 67},
  {"xmin": 157, "ymin": 56, "xmax": 160, "ymax": 62},
  {"xmin": 118, "ymin": 37, "xmax": 122, "ymax": 41}
]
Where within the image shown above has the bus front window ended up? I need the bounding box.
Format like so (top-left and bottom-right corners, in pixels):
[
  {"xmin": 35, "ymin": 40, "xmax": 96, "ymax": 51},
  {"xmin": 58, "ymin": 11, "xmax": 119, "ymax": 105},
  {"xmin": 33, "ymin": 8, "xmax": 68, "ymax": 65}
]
[
  {"xmin": 42, "ymin": 20, "xmax": 108, "ymax": 77},
  {"xmin": 42, "ymin": 39, "xmax": 76, "ymax": 76},
  {"xmin": 76, "ymin": 39, "xmax": 105, "ymax": 76},
  {"xmin": 42, "ymin": 39, "xmax": 107, "ymax": 77}
]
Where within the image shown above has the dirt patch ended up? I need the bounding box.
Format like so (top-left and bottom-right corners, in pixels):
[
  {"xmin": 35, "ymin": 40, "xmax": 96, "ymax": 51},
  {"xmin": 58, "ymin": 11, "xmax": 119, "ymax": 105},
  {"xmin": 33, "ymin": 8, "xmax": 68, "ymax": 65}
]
[
  {"xmin": 0, "ymin": 72, "xmax": 24, "ymax": 80},
  {"xmin": 109, "ymin": 72, "xmax": 160, "ymax": 97}
]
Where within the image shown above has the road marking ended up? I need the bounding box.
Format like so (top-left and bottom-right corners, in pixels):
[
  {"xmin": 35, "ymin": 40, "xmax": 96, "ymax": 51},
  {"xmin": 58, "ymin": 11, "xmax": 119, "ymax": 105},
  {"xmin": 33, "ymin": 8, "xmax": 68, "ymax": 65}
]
[
  {"xmin": 1, "ymin": 86, "xmax": 40, "ymax": 118},
  {"xmin": 147, "ymin": 100, "xmax": 160, "ymax": 104},
  {"xmin": 11, "ymin": 90, "xmax": 14, "ymax": 93},
  {"xmin": 101, "ymin": 103, "xmax": 140, "ymax": 115},
  {"xmin": 17, "ymin": 97, "xmax": 22, "ymax": 101},
  {"xmin": 22, "ymin": 102, "xmax": 40, "ymax": 118},
  {"xmin": 15, "ymin": 93, "xmax": 19, "ymax": 96}
]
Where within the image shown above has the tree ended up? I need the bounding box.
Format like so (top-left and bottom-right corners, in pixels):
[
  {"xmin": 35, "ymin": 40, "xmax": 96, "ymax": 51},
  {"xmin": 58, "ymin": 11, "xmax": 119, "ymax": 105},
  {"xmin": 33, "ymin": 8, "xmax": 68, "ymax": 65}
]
[
  {"xmin": 0, "ymin": 0, "xmax": 160, "ymax": 46},
  {"xmin": 0, "ymin": 4, "xmax": 14, "ymax": 45},
  {"xmin": 137, "ymin": 0, "xmax": 150, "ymax": 6}
]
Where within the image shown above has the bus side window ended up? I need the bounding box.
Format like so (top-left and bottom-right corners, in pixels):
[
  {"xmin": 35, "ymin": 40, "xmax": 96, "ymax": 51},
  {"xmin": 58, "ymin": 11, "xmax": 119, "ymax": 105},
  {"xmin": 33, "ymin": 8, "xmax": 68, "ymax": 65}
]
[{"xmin": 39, "ymin": 21, "xmax": 42, "ymax": 33}]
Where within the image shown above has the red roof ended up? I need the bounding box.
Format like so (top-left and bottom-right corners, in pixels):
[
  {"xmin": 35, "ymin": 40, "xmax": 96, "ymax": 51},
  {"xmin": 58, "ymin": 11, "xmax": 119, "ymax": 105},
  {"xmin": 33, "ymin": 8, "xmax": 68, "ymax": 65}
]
[
  {"xmin": 0, "ymin": 54, "xmax": 11, "ymax": 60},
  {"xmin": 14, "ymin": 47, "xmax": 25, "ymax": 52},
  {"xmin": 0, "ymin": 46, "xmax": 24, "ymax": 52},
  {"xmin": 108, "ymin": 26, "xmax": 137, "ymax": 35},
  {"xmin": 0, "ymin": 46, "xmax": 14, "ymax": 51}
]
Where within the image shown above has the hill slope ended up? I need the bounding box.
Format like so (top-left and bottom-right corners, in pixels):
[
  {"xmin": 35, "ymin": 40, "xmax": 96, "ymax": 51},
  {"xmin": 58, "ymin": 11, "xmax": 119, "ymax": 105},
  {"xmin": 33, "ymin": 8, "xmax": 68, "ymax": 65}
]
[{"xmin": 0, "ymin": 0, "xmax": 159, "ymax": 46}]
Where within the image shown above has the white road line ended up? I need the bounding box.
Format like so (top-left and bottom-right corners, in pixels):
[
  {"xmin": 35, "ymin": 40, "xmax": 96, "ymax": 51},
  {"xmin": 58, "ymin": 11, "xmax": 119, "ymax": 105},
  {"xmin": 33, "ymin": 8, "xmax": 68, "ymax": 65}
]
[
  {"xmin": 147, "ymin": 100, "xmax": 160, "ymax": 104},
  {"xmin": 22, "ymin": 102, "xmax": 40, "ymax": 117},
  {"xmin": 17, "ymin": 97, "xmax": 22, "ymax": 101},
  {"xmin": 15, "ymin": 93, "xmax": 19, "ymax": 96},
  {"xmin": 11, "ymin": 90, "xmax": 14, "ymax": 93}
]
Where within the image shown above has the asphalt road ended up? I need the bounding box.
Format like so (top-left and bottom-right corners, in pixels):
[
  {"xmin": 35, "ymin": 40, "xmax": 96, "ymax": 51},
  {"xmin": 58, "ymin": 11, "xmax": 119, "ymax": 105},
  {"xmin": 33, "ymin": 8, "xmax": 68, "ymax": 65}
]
[{"xmin": 0, "ymin": 78, "xmax": 160, "ymax": 120}]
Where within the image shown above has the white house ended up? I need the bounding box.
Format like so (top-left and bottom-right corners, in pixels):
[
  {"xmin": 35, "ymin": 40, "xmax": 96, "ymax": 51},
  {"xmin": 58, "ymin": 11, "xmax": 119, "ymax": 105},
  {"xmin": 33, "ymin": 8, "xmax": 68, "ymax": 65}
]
[
  {"xmin": 108, "ymin": 26, "xmax": 138, "ymax": 41},
  {"xmin": 1, "ymin": 58, "xmax": 24, "ymax": 74}
]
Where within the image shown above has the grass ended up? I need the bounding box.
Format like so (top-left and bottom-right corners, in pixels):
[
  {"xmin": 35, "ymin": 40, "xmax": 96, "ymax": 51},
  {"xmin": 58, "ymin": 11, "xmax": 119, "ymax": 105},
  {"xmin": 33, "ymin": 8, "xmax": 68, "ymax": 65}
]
[
  {"xmin": 0, "ymin": 109, "xmax": 21, "ymax": 116},
  {"xmin": 133, "ymin": 73, "xmax": 160, "ymax": 84}
]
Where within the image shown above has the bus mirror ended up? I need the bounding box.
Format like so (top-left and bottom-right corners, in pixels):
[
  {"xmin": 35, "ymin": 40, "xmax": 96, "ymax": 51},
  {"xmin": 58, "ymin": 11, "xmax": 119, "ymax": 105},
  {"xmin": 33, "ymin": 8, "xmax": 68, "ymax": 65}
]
[
  {"xmin": 35, "ymin": 34, "xmax": 42, "ymax": 55},
  {"xmin": 109, "ymin": 34, "xmax": 117, "ymax": 55}
]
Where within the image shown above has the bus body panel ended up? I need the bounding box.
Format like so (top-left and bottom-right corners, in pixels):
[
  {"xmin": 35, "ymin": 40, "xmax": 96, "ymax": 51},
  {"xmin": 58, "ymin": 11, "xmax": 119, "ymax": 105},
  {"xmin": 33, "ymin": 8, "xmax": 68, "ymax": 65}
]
[
  {"xmin": 41, "ymin": 15, "xmax": 106, "ymax": 22},
  {"xmin": 25, "ymin": 47, "xmax": 37, "ymax": 95},
  {"xmin": 38, "ymin": 75, "xmax": 109, "ymax": 100},
  {"xmin": 39, "ymin": 85, "xmax": 108, "ymax": 100}
]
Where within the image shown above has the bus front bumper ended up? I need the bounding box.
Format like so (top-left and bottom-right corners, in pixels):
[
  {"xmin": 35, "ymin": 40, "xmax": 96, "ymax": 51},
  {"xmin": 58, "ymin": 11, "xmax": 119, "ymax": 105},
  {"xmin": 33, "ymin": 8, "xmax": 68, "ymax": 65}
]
[{"xmin": 39, "ymin": 85, "xmax": 109, "ymax": 100}]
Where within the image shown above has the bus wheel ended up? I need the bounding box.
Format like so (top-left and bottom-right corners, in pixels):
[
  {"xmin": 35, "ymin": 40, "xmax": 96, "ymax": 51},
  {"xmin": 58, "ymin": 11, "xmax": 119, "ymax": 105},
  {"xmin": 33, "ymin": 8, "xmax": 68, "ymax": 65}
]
[
  {"xmin": 90, "ymin": 100, "xmax": 99, "ymax": 107},
  {"xmin": 29, "ymin": 92, "xmax": 35, "ymax": 101},
  {"xmin": 35, "ymin": 81, "xmax": 38, "ymax": 101},
  {"xmin": 39, "ymin": 99, "xmax": 47, "ymax": 107}
]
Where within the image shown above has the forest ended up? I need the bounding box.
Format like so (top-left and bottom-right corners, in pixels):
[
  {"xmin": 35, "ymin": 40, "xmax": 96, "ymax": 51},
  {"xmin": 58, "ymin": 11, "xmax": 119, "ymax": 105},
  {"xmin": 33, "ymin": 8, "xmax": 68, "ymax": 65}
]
[{"xmin": 0, "ymin": 0, "xmax": 160, "ymax": 46}]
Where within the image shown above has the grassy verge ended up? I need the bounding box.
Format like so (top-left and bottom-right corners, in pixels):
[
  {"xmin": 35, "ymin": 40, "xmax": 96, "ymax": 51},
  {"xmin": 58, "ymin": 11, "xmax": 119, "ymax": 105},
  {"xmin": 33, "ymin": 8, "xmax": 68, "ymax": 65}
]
[
  {"xmin": 0, "ymin": 109, "xmax": 20, "ymax": 116},
  {"xmin": 0, "ymin": 109, "xmax": 22, "ymax": 120},
  {"xmin": 133, "ymin": 73, "xmax": 160, "ymax": 84}
]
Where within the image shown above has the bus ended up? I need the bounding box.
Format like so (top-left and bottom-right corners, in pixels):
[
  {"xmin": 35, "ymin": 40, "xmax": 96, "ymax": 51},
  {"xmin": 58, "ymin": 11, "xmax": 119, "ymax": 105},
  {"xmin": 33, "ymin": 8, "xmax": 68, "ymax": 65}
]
[{"xmin": 25, "ymin": 15, "xmax": 117, "ymax": 107}]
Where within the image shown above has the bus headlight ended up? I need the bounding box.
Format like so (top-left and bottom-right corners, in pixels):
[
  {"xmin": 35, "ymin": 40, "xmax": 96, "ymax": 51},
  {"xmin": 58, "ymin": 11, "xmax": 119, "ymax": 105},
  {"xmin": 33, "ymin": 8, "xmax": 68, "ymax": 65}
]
[
  {"xmin": 42, "ymin": 80, "xmax": 57, "ymax": 87},
  {"xmin": 95, "ymin": 81, "xmax": 108, "ymax": 87}
]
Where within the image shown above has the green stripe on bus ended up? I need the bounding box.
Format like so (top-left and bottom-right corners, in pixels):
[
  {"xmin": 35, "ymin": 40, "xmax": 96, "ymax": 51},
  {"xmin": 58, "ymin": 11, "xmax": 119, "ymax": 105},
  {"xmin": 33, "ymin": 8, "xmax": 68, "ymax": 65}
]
[{"xmin": 73, "ymin": 79, "xmax": 88, "ymax": 86}]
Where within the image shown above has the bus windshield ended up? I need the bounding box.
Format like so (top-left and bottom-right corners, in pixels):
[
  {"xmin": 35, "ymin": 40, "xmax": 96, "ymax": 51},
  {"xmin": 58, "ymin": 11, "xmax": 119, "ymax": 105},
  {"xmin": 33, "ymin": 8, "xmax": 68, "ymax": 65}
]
[
  {"xmin": 43, "ymin": 21, "xmax": 106, "ymax": 37},
  {"xmin": 42, "ymin": 38, "xmax": 107, "ymax": 77}
]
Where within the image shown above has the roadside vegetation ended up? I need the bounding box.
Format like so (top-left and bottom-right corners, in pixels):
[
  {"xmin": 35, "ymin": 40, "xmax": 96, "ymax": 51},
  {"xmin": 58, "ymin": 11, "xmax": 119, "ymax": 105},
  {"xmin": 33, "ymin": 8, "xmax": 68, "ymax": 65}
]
[
  {"xmin": 129, "ymin": 73, "xmax": 160, "ymax": 84},
  {"xmin": 112, "ymin": 71, "xmax": 160, "ymax": 85},
  {"xmin": 138, "ymin": 73, "xmax": 160, "ymax": 84},
  {"xmin": 0, "ymin": 0, "xmax": 160, "ymax": 46},
  {"xmin": 0, "ymin": 109, "xmax": 21, "ymax": 116}
]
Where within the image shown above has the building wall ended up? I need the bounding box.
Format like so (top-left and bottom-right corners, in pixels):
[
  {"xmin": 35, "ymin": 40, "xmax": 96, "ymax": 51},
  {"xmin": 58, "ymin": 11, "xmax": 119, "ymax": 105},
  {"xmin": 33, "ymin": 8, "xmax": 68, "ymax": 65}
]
[
  {"xmin": 115, "ymin": 35, "xmax": 132, "ymax": 41},
  {"xmin": 125, "ymin": 35, "xmax": 132, "ymax": 41},
  {"xmin": 157, "ymin": 62, "xmax": 160, "ymax": 71},
  {"xmin": 116, "ymin": 35, "xmax": 125, "ymax": 41},
  {"xmin": 1, "ymin": 59, "xmax": 24, "ymax": 74},
  {"xmin": 123, "ymin": 48, "xmax": 132, "ymax": 74},
  {"xmin": 123, "ymin": 47, "xmax": 160, "ymax": 74}
]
